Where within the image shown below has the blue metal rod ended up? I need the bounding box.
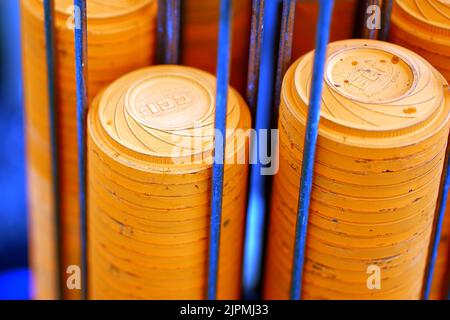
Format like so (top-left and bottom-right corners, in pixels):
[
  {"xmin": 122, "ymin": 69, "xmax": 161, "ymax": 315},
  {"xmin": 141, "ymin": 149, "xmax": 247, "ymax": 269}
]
[
  {"xmin": 157, "ymin": 0, "xmax": 181, "ymax": 64},
  {"xmin": 380, "ymin": 0, "xmax": 393, "ymax": 41},
  {"xmin": 43, "ymin": 0, "xmax": 63, "ymax": 299},
  {"xmin": 246, "ymin": 0, "xmax": 265, "ymax": 114},
  {"xmin": 423, "ymin": 141, "xmax": 450, "ymax": 300},
  {"xmin": 208, "ymin": 0, "xmax": 233, "ymax": 300},
  {"xmin": 165, "ymin": 0, "xmax": 181, "ymax": 64},
  {"xmin": 242, "ymin": 0, "xmax": 280, "ymax": 299},
  {"xmin": 156, "ymin": 0, "xmax": 167, "ymax": 63},
  {"xmin": 274, "ymin": 0, "xmax": 295, "ymax": 113},
  {"xmin": 74, "ymin": 0, "xmax": 88, "ymax": 300},
  {"xmin": 290, "ymin": 0, "xmax": 334, "ymax": 300}
]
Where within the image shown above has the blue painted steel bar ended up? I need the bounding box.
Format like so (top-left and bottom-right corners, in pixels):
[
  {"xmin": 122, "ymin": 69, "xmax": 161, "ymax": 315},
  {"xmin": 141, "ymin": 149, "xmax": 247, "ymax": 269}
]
[
  {"xmin": 165, "ymin": 0, "xmax": 181, "ymax": 64},
  {"xmin": 423, "ymin": 143, "xmax": 450, "ymax": 299},
  {"xmin": 157, "ymin": 0, "xmax": 181, "ymax": 64},
  {"xmin": 208, "ymin": 0, "xmax": 233, "ymax": 300},
  {"xmin": 74, "ymin": 0, "xmax": 88, "ymax": 300},
  {"xmin": 242, "ymin": 0, "xmax": 280, "ymax": 299},
  {"xmin": 290, "ymin": 0, "xmax": 335, "ymax": 300},
  {"xmin": 246, "ymin": 0, "xmax": 265, "ymax": 114},
  {"xmin": 156, "ymin": 0, "xmax": 167, "ymax": 63},
  {"xmin": 380, "ymin": 0, "xmax": 393, "ymax": 41},
  {"xmin": 273, "ymin": 0, "xmax": 296, "ymax": 113},
  {"xmin": 43, "ymin": 0, "xmax": 63, "ymax": 299}
]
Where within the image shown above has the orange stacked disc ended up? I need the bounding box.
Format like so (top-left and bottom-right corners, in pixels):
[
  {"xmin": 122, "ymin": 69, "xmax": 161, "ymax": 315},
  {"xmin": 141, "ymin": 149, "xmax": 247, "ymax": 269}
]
[
  {"xmin": 292, "ymin": 0, "xmax": 358, "ymax": 58},
  {"xmin": 390, "ymin": 0, "xmax": 450, "ymax": 300},
  {"xmin": 264, "ymin": 39, "xmax": 450, "ymax": 300},
  {"xmin": 20, "ymin": 0, "xmax": 157, "ymax": 299},
  {"xmin": 391, "ymin": 0, "xmax": 450, "ymax": 82},
  {"xmin": 180, "ymin": 0, "xmax": 251, "ymax": 95},
  {"xmin": 87, "ymin": 65, "xmax": 251, "ymax": 299}
]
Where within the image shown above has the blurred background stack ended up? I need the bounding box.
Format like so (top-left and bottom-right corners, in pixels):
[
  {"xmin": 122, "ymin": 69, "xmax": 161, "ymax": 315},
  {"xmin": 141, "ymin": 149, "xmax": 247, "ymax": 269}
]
[
  {"xmin": 292, "ymin": 0, "xmax": 357, "ymax": 58},
  {"xmin": 20, "ymin": 0, "xmax": 157, "ymax": 299},
  {"xmin": 390, "ymin": 0, "xmax": 450, "ymax": 82},
  {"xmin": 264, "ymin": 39, "xmax": 450, "ymax": 299},
  {"xmin": 180, "ymin": 0, "xmax": 251, "ymax": 95}
]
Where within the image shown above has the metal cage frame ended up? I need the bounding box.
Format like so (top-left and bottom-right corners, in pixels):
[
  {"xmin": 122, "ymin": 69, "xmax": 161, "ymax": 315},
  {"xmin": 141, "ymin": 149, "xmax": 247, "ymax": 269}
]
[{"xmin": 41, "ymin": 0, "xmax": 450, "ymax": 300}]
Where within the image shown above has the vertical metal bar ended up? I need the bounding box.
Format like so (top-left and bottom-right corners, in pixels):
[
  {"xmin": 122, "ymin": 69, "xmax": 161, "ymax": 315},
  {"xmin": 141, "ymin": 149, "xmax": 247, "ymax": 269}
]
[
  {"xmin": 273, "ymin": 0, "xmax": 295, "ymax": 113},
  {"xmin": 423, "ymin": 140, "xmax": 450, "ymax": 300},
  {"xmin": 43, "ymin": 0, "xmax": 63, "ymax": 300},
  {"xmin": 74, "ymin": 0, "xmax": 88, "ymax": 300},
  {"xmin": 157, "ymin": 0, "xmax": 181, "ymax": 64},
  {"xmin": 165, "ymin": 0, "xmax": 181, "ymax": 64},
  {"xmin": 208, "ymin": 0, "xmax": 233, "ymax": 300},
  {"xmin": 290, "ymin": 0, "xmax": 334, "ymax": 301},
  {"xmin": 379, "ymin": 0, "xmax": 393, "ymax": 41},
  {"xmin": 242, "ymin": 0, "xmax": 280, "ymax": 299},
  {"xmin": 246, "ymin": 0, "xmax": 265, "ymax": 114},
  {"xmin": 156, "ymin": 0, "xmax": 167, "ymax": 63},
  {"xmin": 360, "ymin": 0, "xmax": 380, "ymax": 40}
]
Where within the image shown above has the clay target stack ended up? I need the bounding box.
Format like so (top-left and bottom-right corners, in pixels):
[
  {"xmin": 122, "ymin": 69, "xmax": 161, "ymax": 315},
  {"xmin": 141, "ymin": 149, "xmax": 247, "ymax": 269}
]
[
  {"xmin": 391, "ymin": 0, "xmax": 450, "ymax": 82},
  {"xmin": 20, "ymin": 0, "xmax": 157, "ymax": 299},
  {"xmin": 391, "ymin": 0, "xmax": 450, "ymax": 300},
  {"xmin": 264, "ymin": 39, "xmax": 450, "ymax": 300},
  {"xmin": 87, "ymin": 65, "xmax": 250, "ymax": 299}
]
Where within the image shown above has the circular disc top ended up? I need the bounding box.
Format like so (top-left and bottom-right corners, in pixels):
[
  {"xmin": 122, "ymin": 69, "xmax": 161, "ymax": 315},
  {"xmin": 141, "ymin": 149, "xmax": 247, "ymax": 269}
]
[
  {"xmin": 326, "ymin": 47, "xmax": 416, "ymax": 104},
  {"xmin": 125, "ymin": 75, "xmax": 212, "ymax": 131},
  {"xmin": 286, "ymin": 39, "xmax": 450, "ymax": 148},
  {"xmin": 90, "ymin": 65, "xmax": 246, "ymax": 163}
]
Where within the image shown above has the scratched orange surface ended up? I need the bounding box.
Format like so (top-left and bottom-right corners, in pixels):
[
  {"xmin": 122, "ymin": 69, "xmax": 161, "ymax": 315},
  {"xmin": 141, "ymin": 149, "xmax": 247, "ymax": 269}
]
[{"xmin": 264, "ymin": 39, "xmax": 450, "ymax": 300}]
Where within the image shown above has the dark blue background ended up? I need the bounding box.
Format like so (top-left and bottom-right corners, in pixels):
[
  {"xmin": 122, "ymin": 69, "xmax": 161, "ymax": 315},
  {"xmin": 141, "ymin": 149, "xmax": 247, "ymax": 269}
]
[{"xmin": 0, "ymin": 0, "xmax": 30, "ymax": 299}]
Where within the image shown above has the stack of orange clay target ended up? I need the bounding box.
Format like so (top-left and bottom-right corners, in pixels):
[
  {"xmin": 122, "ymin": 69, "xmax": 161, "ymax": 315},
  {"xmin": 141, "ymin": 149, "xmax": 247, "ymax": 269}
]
[
  {"xmin": 87, "ymin": 65, "xmax": 251, "ymax": 299},
  {"xmin": 391, "ymin": 0, "xmax": 450, "ymax": 82},
  {"xmin": 264, "ymin": 39, "xmax": 450, "ymax": 300},
  {"xmin": 20, "ymin": 0, "xmax": 156, "ymax": 299},
  {"xmin": 391, "ymin": 0, "xmax": 450, "ymax": 299},
  {"xmin": 180, "ymin": 0, "xmax": 251, "ymax": 94}
]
